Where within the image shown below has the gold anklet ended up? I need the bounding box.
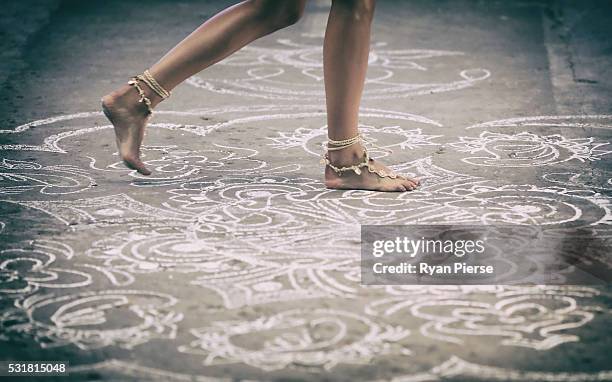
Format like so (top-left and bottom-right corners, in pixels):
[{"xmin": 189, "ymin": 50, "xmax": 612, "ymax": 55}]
[
  {"xmin": 127, "ymin": 70, "xmax": 171, "ymax": 115},
  {"xmin": 321, "ymin": 134, "xmax": 399, "ymax": 179},
  {"xmin": 327, "ymin": 134, "xmax": 362, "ymax": 151},
  {"xmin": 321, "ymin": 148, "xmax": 370, "ymax": 175},
  {"xmin": 128, "ymin": 77, "xmax": 154, "ymax": 115},
  {"xmin": 138, "ymin": 70, "xmax": 171, "ymax": 100}
]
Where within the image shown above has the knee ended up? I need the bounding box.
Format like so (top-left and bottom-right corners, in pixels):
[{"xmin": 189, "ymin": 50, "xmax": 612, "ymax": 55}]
[
  {"xmin": 333, "ymin": 0, "xmax": 376, "ymax": 22},
  {"xmin": 249, "ymin": 0, "xmax": 305, "ymax": 31}
]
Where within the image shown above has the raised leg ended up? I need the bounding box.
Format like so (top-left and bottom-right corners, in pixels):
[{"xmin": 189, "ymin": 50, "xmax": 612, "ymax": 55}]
[
  {"xmin": 102, "ymin": 0, "xmax": 306, "ymax": 175},
  {"xmin": 323, "ymin": 0, "xmax": 420, "ymax": 191}
]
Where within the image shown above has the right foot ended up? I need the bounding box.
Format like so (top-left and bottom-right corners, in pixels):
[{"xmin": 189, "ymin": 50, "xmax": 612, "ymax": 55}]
[
  {"xmin": 324, "ymin": 144, "xmax": 420, "ymax": 192},
  {"xmin": 101, "ymin": 85, "xmax": 154, "ymax": 175}
]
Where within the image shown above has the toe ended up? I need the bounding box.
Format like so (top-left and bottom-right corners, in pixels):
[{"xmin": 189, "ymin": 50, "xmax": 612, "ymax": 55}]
[
  {"xmin": 380, "ymin": 180, "xmax": 406, "ymax": 192},
  {"xmin": 122, "ymin": 156, "xmax": 152, "ymax": 176},
  {"xmin": 399, "ymin": 175, "xmax": 418, "ymax": 187},
  {"xmin": 137, "ymin": 165, "xmax": 152, "ymax": 176},
  {"xmin": 134, "ymin": 161, "xmax": 152, "ymax": 176},
  {"xmin": 403, "ymin": 179, "xmax": 416, "ymax": 190}
]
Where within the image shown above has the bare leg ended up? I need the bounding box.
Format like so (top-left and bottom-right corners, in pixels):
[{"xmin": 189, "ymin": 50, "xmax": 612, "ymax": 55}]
[
  {"xmin": 323, "ymin": 0, "xmax": 419, "ymax": 191},
  {"xmin": 102, "ymin": 0, "xmax": 306, "ymax": 175}
]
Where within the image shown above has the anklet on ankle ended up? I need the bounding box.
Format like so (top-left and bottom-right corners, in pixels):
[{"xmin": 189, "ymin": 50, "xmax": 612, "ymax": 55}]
[
  {"xmin": 127, "ymin": 78, "xmax": 153, "ymax": 115},
  {"xmin": 138, "ymin": 70, "xmax": 171, "ymax": 100},
  {"xmin": 327, "ymin": 134, "xmax": 362, "ymax": 151},
  {"xmin": 321, "ymin": 133, "xmax": 399, "ymax": 179},
  {"xmin": 127, "ymin": 70, "xmax": 171, "ymax": 115}
]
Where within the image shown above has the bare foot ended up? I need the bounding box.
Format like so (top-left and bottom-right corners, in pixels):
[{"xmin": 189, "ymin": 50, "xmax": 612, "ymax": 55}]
[
  {"xmin": 101, "ymin": 84, "xmax": 158, "ymax": 175},
  {"xmin": 324, "ymin": 144, "xmax": 420, "ymax": 192}
]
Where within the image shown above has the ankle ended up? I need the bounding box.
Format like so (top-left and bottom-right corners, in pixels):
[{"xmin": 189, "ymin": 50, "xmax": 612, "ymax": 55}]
[
  {"xmin": 327, "ymin": 144, "xmax": 366, "ymax": 166},
  {"xmin": 109, "ymin": 70, "xmax": 171, "ymax": 113},
  {"xmin": 123, "ymin": 82, "xmax": 163, "ymax": 108},
  {"xmin": 105, "ymin": 83, "xmax": 163, "ymax": 113},
  {"xmin": 137, "ymin": 82, "xmax": 164, "ymax": 108}
]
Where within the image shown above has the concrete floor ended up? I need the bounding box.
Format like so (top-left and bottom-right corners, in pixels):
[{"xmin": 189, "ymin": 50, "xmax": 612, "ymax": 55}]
[{"xmin": 0, "ymin": 0, "xmax": 611, "ymax": 381}]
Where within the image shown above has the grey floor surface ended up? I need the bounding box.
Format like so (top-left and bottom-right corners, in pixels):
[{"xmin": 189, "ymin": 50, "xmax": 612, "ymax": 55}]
[{"xmin": 0, "ymin": 1, "xmax": 611, "ymax": 381}]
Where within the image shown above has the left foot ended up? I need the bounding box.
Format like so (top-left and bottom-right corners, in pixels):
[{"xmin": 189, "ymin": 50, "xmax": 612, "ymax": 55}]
[{"xmin": 101, "ymin": 84, "xmax": 155, "ymax": 175}]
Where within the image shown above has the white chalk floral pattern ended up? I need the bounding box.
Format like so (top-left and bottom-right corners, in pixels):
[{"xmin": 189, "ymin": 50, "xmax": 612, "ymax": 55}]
[
  {"xmin": 1, "ymin": 290, "xmax": 182, "ymax": 349},
  {"xmin": 268, "ymin": 124, "xmax": 442, "ymax": 158},
  {"xmin": 186, "ymin": 38, "xmax": 491, "ymax": 100},
  {"xmin": 179, "ymin": 309, "xmax": 410, "ymax": 371},
  {"xmin": 0, "ymin": 110, "xmax": 611, "ymax": 379},
  {"xmin": 449, "ymin": 132, "xmax": 611, "ymax": 167},
  {"xmin": 0, "ymin": 158, "xmax": 96, "ymax": 195},
  {"xmin": 0, "ymin": 240, "xmax": 91, "ymax": 295}
]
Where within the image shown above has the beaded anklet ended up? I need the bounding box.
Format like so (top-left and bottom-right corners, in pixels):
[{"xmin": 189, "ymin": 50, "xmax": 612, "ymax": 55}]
[
  {"xmin": 321, "ymin": 134, "xmax": 399, "ymax": 179},
  {"xmin": 127, "ymin": 69, "xmax": 171, "ymax": 115}
]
